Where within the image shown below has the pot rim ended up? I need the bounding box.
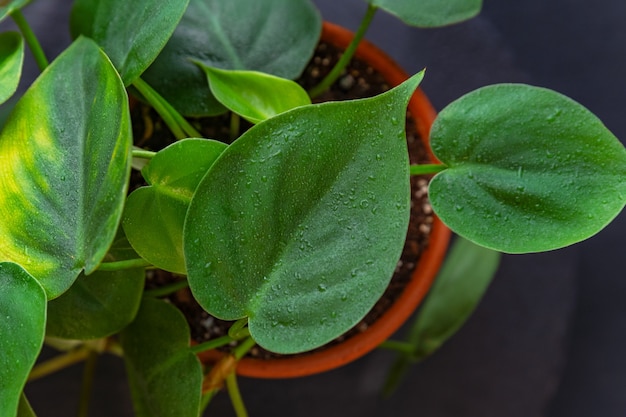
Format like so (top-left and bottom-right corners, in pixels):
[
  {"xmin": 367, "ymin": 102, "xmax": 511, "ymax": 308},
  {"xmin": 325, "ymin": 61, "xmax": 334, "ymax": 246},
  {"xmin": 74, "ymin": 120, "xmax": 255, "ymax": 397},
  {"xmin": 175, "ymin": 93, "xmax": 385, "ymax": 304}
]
[{"xmin": 197, "ymin": 21, "xmax": 451, "ymax": 379}]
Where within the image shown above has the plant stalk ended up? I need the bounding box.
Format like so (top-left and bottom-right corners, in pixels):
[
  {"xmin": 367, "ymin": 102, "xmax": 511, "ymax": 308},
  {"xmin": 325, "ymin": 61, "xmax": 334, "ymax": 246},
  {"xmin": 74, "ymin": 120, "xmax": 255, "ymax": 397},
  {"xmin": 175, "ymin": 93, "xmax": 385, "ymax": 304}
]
[
  {"xmin": 378, "ymin": 339, "xmax": 416, "ymax": 355},
  {"xmin": 410, "ymin": 163, "xmax": 448, "ymax": 176},
  {"xmin": 10, "ymin": 10, "xmax": 49, "ymax": 71},
  {"xmin": 144, "ymin": 278, "xmax": 189, "ymax": 298},
  {"xmin": 132, "ymin": 77, "xmax": 202, "ymax": 139},
  {"xmin": 77, "ymin": 350, "xmax": 99, "ymax": 417},
  {"xmin": 28, "ymin": 346, "xmax": 92, "ymax": 382},
  {"xmin": 96, "ymin": 258, "xmax": 152, "ymax": 272},
  {"xmin": 225, "ymin": 372, "xmax": 248, "ymax": 417},
  {"xmin": 132, "ymin": 149, "xmax": 157, "ymax": 160},
  {"xmin": 308, "ymin": 4, "xmax": 378, "ymax": 98}
]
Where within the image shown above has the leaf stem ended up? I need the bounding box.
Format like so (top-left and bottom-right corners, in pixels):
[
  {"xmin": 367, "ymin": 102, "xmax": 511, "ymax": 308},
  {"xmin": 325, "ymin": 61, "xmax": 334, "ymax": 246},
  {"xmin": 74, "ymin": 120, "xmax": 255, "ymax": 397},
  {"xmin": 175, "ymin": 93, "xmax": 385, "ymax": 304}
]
[
  {"xmin": 233, "ymin": 337, "xmax": 256, "ymax": 361},
  {"xmin": 28, "ymin": 346, "xmax": 92, "ymax": 382},
  {"xmin": 225, "ymin": 372, "xmax": 248, "ymax": 417},
  {"xmin": 77, "ymin": 350, "xmax": 99, "ymax": 417},
  {"xmin": 227, "ymin": 318, "xmax": 249, "ymax": 339},
  {"xmin": 132, "ymin": 149, "xmax": 156, "ymax": 160},
  {"xmin": 132, "ymin": 77, "xmax": 202, "ymax": 139},
  {"xmin": 144, "ymin": 278, "xmax": 189, "ymax": 298},
  {"xmin": 378, "ymin": 339, "xmax": 416, "ymax": 355},
  {"xmin": 230, "ymin": 112, "xmax": 241, "ymax": 141},
  {"xmin": 410, "ymin": 163, "xmax": 448, "ymax": 176},
  {"xmin": 308, "ymin": 4, "xmax": 378, "ymax": 98},
  {"xmin": 96, "ymin": 258, "xmax": 152, "ymax": 272},
  {"xmin": 10, "ymin": 10, "xmax": 49, "ymax": 71}
]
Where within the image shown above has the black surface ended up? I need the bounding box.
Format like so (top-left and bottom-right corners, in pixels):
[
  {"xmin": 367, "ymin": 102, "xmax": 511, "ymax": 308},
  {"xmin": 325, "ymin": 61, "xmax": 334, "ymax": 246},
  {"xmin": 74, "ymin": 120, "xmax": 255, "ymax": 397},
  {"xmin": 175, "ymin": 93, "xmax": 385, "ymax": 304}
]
[{"xmin": 1, "ymin": 0, "xmax": 624, "ymax": 416}]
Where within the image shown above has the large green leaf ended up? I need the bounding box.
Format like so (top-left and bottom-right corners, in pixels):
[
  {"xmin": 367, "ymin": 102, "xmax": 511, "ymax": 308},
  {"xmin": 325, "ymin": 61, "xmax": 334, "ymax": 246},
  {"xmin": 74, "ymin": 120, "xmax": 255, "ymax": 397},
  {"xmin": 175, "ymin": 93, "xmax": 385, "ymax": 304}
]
[
  {"xmin": 199, "ymin": 66, "xmax": 312, "ymax": 124},
  {"xmin": 0, "ymin": 262, "xmax": 46, "ymax": 417},
  {"xmin": 121, "ymin": 298, "xmax": 202, "ymax": 417},
  {"xmin": 383, "ymin": 237, "xmax": 500, "ymax": 394},
  {"xmin": 0, "ymin": 37, "xmax": 132, "ymax": 298},
  {"xmin": 367, "ymin": 0, "xmax": 482, "ymax": 27},
  {"xmin": 123, "ymin": 139, "xmax": 227, "ymax": 274},
  {"xmin": 429, "ymin": 84, "xmax": 626, "ymax": 253},
  {"xmin": 46, "ymin": 232, "xmax": 145, "ymax": 340},
  {"xmin": 0, "ymin": 31, "xmax": 24, "ymax": 105},
  {"xmin": 142, "ymin": 0, "xmax": 322, "ymax": 116},
  {"xmin": 0, "ymin": 0, "xmax": 30, "ymax": 21},
  {"xmin": 184, "ymin": 72, "xmax": 423, "ymax": 354},
  {"xmin": 69, "ymin": 0, "xmax": 190, "ymax": 85}
]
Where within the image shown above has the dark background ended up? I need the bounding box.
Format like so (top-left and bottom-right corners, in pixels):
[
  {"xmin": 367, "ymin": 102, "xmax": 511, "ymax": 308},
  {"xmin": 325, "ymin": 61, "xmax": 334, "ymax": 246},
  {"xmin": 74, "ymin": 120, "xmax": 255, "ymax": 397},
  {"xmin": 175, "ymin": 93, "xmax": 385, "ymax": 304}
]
[{"xmin": 1, "ymin": 0, "xmax": 624, "ymax": 416}]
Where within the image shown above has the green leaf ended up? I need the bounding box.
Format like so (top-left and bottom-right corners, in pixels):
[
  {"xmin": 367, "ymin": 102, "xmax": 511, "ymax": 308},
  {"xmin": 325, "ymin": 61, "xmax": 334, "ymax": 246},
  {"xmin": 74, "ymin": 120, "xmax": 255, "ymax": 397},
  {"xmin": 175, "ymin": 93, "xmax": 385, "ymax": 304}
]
[
  {"xmin": 0, "ymin": 32, "xmax": 24, "ymax": 105},
  {"xmin": 367, "ymin": 0, "xmax": 482, "ymax": 27},
  {"xmin": 142, "ymin": 0, "xmax": 322, "ymax": 116},
  {"xmin": 0, "ymin": 262, "xmax": 46, "ymax": 417},
  {"xmin": 429, "ymin": 84, "xmax": 626, "ymax": 253},
  {"xmin": 0, "ymin": 0, "xmax": 30, "ymax": 21},
  {"xmin": 184, "ymin": 72, "xmax": 424, "ymax": 354},
  {"xmin": 46, "ymin": 232, "xmax": 145, "ymax": 340},
  {"xmin": 0, "ymin": 37, "xmax": 132, "ymax": 298},
  {"xmin": 123, "ymin": 139, "xmax": 227, "ymax": 274},
  {"xmin": 383, "ymin": 237, "xmax": 499, "ymax": 394},
  {"xmin": 121, "ymin": 297, "xmax": 202, "ymax": 417},
  {"xmin": 199, "ymin": 66, "xmax": 312, "ymax": 124},
  {"xmin": 69, "ymin": 0, "xmax": 190, "ymax": 85}
]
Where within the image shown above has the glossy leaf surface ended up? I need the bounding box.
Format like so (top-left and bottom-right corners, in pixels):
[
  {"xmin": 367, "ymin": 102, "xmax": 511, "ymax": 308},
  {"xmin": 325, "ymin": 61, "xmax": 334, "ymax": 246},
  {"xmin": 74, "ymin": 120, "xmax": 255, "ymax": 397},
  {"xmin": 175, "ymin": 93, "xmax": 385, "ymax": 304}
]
[
  {"xmin": 0, "ymin": 37, "xmax": 132, "ymax": 298},
  {"xmin": 0, "ymin": 263, "xmax": 46, "ymax": 417},
  {"xmin": 430, "ymin": 84, "xmax": 626, "ymax": 253},
  {"xmin": 368, "ymin": 0, "xmax": 482, "ymax": 27},
  {"xmin": 46, "ymin": 232, "xmax": 145, "ymax": 340},
  {"xmin": 200, "ymin": 66, "xmax": 312, "ymax": 124},
  {"xmin": 142, "ymin": 0, "xmax": 321, "ymax": 116},
  {"xmin": 0, "ymin": 0, "xmax": 30, "ymax": 21},
  {"xmin": 384, "ymin": 237, "xmax": 499, "ymax": 393},
  {"xmin": 0, "ymin": 31, "xmax": 24, "ymax": 104},
  {"xmin": 123, "ymin": 139, "xmax": 227, "ymax": 274},
  {"xmin": 69, "ymin": 0, "xmax": 189, "ymax": 85},
  {"xmin": 121, "ymin": 298, "xmax": 202, "ymax": 417},
  {"xmin": 185, "ymin": 73, "xmax": 423, "ymax": 354}
]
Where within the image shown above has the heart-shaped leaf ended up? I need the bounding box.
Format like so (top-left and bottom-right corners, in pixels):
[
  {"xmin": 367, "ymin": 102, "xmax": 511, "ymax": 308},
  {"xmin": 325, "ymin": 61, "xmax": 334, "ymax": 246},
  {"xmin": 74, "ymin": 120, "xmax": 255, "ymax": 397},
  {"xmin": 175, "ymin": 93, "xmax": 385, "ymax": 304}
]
[
  {"xmin": 184, "ymin": 72, "xmax": 423, "ymax": 354},
  {"xmin": 429, "ymin": 84, "xmax": 626, "ymax": 253},
  {"xmin": 367, "ymin": 0, "xmax": 482, "ymax": 27},
  {"xmin": 46, "ymin": 231, "xmax": 145, "ymax": 340},
  {"xmin": 123, "ymin": 139, "xmax": 227, "ymax": 274},
  {"xmin": 0, "ymin": 37, "xmax": 132, "ymax": 298},
  {"xmin": 0, "ymin": 31, "xmax": 24, "ymax": 105},
  {"xmin": 69, "ymin": 0, "xmax": 190, "ymax": 85},
  {"xmin": 0, "ymin": 0, "xmax": 30, "ymax": 21},
  {"xmin": 0, "ymin": 262, "xmax": 46, "ymax": 417},
  {"xmin": 199, "ymin": 66, "xmax": 312, "ymax": 124},
  {"xmin": 121, "ymin": 297, "xmax": 202, "ymax": 417},
  {"xmin": 142, "ymin": 0, "xmax": 321, "ymax": 116}
]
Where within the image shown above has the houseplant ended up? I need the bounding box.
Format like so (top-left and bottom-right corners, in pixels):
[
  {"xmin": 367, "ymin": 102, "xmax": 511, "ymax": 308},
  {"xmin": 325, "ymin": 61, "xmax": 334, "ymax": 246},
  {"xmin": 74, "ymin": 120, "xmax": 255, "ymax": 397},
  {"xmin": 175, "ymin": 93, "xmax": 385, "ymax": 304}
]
[{"xmin": 0, "ymin": 0, "xmax": 624, "ymax": 417}]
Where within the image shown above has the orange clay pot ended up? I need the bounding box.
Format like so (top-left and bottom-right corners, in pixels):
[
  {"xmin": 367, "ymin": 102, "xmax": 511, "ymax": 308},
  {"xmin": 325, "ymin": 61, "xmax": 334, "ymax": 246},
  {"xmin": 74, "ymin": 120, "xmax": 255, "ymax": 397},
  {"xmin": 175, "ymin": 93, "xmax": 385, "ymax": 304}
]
[{"xmin": 197, "ymin": 21, "xmax": 451, "ymax": 379}]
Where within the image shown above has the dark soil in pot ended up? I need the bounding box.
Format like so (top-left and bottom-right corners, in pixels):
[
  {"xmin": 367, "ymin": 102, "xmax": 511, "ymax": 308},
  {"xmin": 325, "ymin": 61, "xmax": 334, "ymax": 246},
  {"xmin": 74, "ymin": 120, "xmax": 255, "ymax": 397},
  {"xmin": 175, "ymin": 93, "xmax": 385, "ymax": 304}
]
[{"xmin": 131, "ymin": 40, "xmax": 434, "ymax": 359}]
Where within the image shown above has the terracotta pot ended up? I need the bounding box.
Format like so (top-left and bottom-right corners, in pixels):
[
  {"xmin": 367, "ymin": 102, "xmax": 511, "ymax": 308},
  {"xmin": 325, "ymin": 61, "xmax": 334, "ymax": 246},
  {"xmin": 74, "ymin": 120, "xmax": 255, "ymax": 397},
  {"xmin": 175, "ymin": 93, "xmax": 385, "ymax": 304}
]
[{"xmin": 197, "ymin": 21, "xmax": 451, "ymax": 379}]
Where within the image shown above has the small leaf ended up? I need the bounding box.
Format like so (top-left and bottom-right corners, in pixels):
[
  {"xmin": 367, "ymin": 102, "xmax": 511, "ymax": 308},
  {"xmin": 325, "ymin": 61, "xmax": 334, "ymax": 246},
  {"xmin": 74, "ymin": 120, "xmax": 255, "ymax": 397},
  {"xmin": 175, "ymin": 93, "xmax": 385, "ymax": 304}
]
[
  {"xmin": 429, "ymin": 84, "xmax": 626, "ymax": 253},
  {"xmin": 367, "ymin": 0, "xmax": 482, "ymax": 27},
  {"xmin": 383, "ymin": 237, "xmax": 500, "ymax": 394},
  {"xmin": 123, "ymin": 139, "xmax": 227, "ymax": 274},
  {"xmin": 121, "ymin": 298, "xmax": 202, "ymax": 417},
  {"xmin": 0, "ymin": 37, "xmax": 132, "ymax": 298},
  {"xmin": 0, "ymin": 0, "xmax": 30, "ymax": 22},
  {"xmin": 46, "ymin": 231, "xmax": 145, "ymax": 340},
  {"xmin": 184, "ymin": 72, "xmax": 424, "ymax": 354},
  {"xmin": 199, "ymin": 66, "xmax": 312, "ymax": 124},
  {"xmin": 0, "ymin": 32, "xmax": 24, "ymax": 105},
  {"xmin": 0, "ymin": 262, "xmax": 46, "ymax": 417},
  {"xmin": 142, "ymin": 0, "xmax": 321, "ymax": 116},
  {"xmin": 70, "ymin": 0, "xmax": 190, "ymax": 85}
]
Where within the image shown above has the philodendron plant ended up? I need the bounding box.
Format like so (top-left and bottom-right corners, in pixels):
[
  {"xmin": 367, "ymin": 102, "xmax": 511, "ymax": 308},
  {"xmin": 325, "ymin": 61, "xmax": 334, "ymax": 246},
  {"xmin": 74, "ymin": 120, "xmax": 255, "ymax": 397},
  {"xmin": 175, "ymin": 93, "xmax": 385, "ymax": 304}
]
[{"xmin": 0, "ymin": 0, "xmax": 624, "ymax": 415}]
